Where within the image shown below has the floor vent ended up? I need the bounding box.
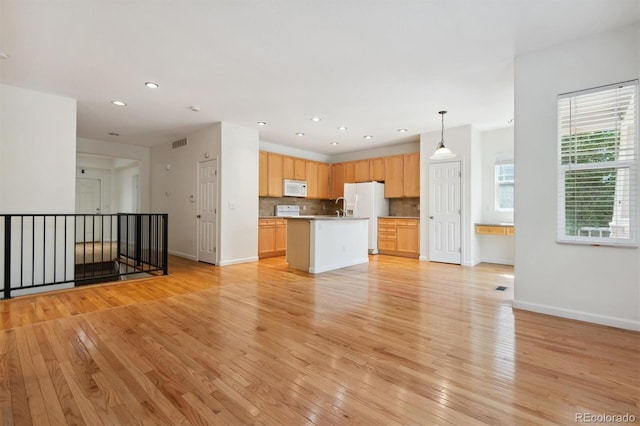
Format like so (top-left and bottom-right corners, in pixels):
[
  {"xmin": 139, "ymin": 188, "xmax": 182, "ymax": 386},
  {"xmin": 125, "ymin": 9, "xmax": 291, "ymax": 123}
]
[
  {"xmin": 495, "ymin": 286, "xmax": 507, "ymax": 291},
  {"xmin": 172, "ymin": 138, "xmax": 187, "ymax": 149}
]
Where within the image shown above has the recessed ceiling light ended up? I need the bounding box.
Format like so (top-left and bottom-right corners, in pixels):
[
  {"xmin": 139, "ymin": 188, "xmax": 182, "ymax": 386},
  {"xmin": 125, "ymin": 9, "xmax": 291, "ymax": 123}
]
[
  {"xmin": 0, "ymin": 52, "xmax": 8, "ymax": 60},
  {"xmin": 144, "ymin": 81, "xmax": 159, "ymax": 89},
  {"xmin": 190, "ymin": 105, "xmax": 200, "ymax": 112},
  {"xmin": 108, "ymin": 132, "xmax": 120, "ymax": 136},
  {"xmin": 363, "ymin": 135, "xmax": 373, "ymax": 139},
  {"xmin": 111, "ymin": 100, "xmax": 126, "ymax": 106},
  {"xmin": 397, "ymin": 128, "xmax": 408, "ymax": 133},
  {"xmin": 337, "ymin": 126, "xmax": 347, "ymax": 131},
  {"xmin": 257, "ymin": 121, "xmax": 267, "ymax": 126},
  {"xmin": 296, "ymin": 132, "xmax": 305, "ymax": 136},
  {"xmin": 310, "ymin": 117, "xmax": 321, "ymax": 122},
  {"xmin": 330, "ymin": 141, "xmax": 339, "ymax": 145}
]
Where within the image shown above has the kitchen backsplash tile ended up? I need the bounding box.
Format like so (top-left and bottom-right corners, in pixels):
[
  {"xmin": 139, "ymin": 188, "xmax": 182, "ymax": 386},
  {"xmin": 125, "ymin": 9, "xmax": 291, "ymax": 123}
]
[
  {"xmin": 259, "ymin": 197, "xmax": 337, "ymax": 216},
  {"xmin": 389, "ymin": 197, "xmax": 419, "ymax": 217}
]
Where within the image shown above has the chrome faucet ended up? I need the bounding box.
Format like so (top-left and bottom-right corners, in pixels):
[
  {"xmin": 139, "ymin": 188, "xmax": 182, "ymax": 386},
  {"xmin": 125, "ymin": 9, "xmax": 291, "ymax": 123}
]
[{"xmin": 335, "ymin": 197, "xmax": 348, "ymax": 216}]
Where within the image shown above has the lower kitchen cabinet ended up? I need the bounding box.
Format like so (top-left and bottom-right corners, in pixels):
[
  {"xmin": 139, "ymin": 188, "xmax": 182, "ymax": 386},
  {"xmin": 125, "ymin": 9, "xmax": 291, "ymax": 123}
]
[
  {"xmin": 378, "ymin": 217, "xmax": 419, "ymax": 258},
  {"xmin": 258, "ymin": 218, "xmax": 287, "ymax": 258}
]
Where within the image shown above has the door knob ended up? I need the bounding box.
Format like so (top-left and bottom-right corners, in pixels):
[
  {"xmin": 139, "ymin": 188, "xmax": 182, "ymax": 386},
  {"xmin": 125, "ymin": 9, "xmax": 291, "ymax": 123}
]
[{"xmin": 429, "ymin": 216, "xmax": 434, "ymax": 219}]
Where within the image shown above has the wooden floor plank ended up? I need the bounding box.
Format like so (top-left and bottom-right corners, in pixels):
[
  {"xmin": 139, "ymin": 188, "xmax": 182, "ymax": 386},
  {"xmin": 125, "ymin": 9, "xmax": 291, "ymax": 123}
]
[{"xmin": 0, "ymin": 255, "xmax": 637, "ymax": 425}]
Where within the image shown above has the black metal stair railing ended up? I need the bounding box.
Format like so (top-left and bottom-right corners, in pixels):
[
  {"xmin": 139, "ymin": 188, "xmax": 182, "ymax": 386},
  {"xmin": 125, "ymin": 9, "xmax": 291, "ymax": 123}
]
[{"xmin": 0, "ymin": 213, "xmax": 168, "ymax": 299}]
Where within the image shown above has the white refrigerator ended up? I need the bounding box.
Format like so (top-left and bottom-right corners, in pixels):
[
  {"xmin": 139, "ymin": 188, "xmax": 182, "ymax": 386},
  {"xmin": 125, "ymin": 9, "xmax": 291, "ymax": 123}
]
[{"xmin": 344, "ymin": 182, "xmax": 389, "ymax": 254}]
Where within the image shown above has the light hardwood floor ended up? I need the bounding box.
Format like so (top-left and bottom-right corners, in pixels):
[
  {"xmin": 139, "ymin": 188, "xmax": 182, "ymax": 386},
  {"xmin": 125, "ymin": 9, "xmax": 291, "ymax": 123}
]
[{"xmin": 0, "ymin": 255, "xmax": 638, "ymax": 425}]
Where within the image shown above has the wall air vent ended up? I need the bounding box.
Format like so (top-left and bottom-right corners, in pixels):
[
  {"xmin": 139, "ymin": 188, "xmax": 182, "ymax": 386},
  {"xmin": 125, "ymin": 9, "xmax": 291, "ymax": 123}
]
[{"xmin": 172, "ymin": 138, "xmax": 187, "ymax": 149}]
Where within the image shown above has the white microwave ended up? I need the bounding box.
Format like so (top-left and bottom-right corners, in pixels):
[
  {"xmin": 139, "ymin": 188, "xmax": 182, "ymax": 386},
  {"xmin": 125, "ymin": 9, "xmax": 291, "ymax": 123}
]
[{"xmin": 283, "ymin": 179, "xmax": 307, "ymax": 197}]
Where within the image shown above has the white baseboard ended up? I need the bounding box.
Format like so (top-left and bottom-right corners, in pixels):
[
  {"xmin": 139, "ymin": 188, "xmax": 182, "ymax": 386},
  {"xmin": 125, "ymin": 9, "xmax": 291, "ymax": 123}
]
[
  {"xmin": 480, "ymin": 257, "xmax": 514, "ymax": 266},
  {"xmin": 419, "ymin": 255, "xmax": 428, "ymax": 261},
  {"xmin": 168, "ymin": 250, "xmax": 197, "ymax": 261},
  {"xmin": 309, "ymin": 258, "xmax": 368, "ymax": 274},
  {"xmin": 218, "ymin": 256, "xmax": 259, "ymax": 266},
  {"xmin": 513, "ymin": 300, "xmax": 640, "ymax": 331},
  {"xmin": 463, "ymin": 258, "xmax": 481, "ymax": 267}
]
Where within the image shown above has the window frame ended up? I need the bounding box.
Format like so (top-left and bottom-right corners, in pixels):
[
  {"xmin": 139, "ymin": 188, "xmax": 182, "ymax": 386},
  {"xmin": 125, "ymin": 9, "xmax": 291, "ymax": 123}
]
[
  {"xmin": 495, "ymin": 161, "xmax": 514, "ymax": 212},
  {"xmin": 557, "ymin": 80, "xmax": 638, "ymax": 247}
]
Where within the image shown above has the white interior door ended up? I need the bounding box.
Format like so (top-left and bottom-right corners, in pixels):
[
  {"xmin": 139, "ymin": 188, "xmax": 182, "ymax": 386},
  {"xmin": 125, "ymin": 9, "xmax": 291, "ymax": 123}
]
[
  {"xmin": 75, "ymin": 178, "xmax": 102, "ymax": 242},
  {"xmin": 429, "ymin": 162, "xmax": 461, "ymax": 264},
  {"xmin": 197, "ymin": 159, "xmax": 217, "ymax": 264}
]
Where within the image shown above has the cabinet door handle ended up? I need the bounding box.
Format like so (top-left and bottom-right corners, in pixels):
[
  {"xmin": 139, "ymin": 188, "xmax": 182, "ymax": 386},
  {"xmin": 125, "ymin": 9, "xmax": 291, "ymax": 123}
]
[{"xmin": 197, "ymin": 215, "xmax": 201, "ymax": 218}]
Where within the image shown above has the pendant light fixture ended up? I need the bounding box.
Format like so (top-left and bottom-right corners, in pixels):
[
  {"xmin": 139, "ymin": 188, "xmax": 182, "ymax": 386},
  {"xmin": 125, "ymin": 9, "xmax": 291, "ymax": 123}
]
[{"xmin": 430, "ymin": 110, "xmax": 456, "ymax": 160}]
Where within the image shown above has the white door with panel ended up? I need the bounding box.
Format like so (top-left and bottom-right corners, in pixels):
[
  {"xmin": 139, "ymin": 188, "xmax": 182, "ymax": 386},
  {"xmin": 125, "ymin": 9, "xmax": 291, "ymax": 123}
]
[
  {"xmin": 428, "ymin": 162, "xmax": 461, "ymax": 264},
  {"xmin": 197, "ymin": 159, "xmax": 217, "ymax": 264},
  {"xmin": 75, "ymin": 178, "xmax": 102, "ymax": 243}
]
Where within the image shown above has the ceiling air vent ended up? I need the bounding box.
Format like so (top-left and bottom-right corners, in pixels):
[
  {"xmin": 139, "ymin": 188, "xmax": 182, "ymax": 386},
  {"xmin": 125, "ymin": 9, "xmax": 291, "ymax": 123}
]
[{"xmin": 172, "ymin": 138, "xmax": 187, "ymax": 149}]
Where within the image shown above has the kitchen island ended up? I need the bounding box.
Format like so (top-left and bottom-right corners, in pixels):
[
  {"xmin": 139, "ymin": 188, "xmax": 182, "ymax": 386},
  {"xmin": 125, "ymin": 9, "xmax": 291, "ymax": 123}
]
[{"xmin": 286, "ymin": 216, "xmax": 369, "ymax": 274}]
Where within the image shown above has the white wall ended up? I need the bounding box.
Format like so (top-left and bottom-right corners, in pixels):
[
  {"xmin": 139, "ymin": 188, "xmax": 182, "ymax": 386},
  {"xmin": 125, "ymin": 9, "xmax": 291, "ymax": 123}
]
[
  {"xmin": 76, "ymin": 138, "xmax": 150, "ymax": 212},
  {"xmin": 219, "ymin": 122, "xmax": 259, "ymax": 265},
  {"xmin": 419, "ymin": 125, "xmax": 481, "ymax": 266},
  {"xmin": 0, "ymin": 84, "xmax": 77, "ymax": 296},
  {"xmin": 0, "ymin": 84, "xmax": 76, "ymax": 213},
  {"xmin": 514, "ymin": 24, "xmax": 640, "ymax": 330},
  {"xmin": 260, "ymin": 140, "xmax": 331, "ymax": 163},
  {"xmin": 151, "ymin": 124, "xmax": 221, "ymax": 260},
  {"xmin": 479, "ymin": 127, "xmax": 515, "ymax": 265},
  {"xmin": 150, "ymin": 121, "xmax": 258, "ymax": 265},
  {"xmin": 331, "ymin": 140, "xmax": 420, "ymax": 163},
  {"xmin": 112, "ymin": 164, "xmax": 140, "ymax": 213}
]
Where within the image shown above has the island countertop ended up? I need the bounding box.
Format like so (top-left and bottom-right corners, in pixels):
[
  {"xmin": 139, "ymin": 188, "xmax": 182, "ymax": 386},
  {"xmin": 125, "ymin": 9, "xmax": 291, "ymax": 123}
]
[{"xmin": 288, "ymin": 216, "xmax": 369, "ymax": 221}]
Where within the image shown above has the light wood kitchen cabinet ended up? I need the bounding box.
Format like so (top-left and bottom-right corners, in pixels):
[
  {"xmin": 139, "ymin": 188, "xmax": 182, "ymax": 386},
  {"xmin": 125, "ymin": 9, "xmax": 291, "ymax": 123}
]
[
  {"xmin": 403, "ymin": 152, "xmax": 420, "ymax": 197},
  {"xmin": 331, "ymin": 163, "xmax": 345, "ymax": 199},
  {"xmin": 259, "ymin": 151, "xmax": 283, "ymax": 197},
  {"xmin": 282, "ymin": 156, "xmax": 295, "ymax": 180},
  {"xmin": 369, "ymin": 157, "xmax": 385, "ymax": 182},
  {"xmin": 344, "ymin": 161, "xmax": 356, "ymax": 183},
  {"xmin": 283, "ymin": 156, "xmax": 307, "ymax": 180},
  {"xmin": 305, "ymin": 161, "xmax": 319, "ymax": 198},
  {"xmin": 354, "ymin": 160, "xmax": 370, "ymax": 182},
  {"xmin": 396, "ymin": 218, "xmax": 419, "ymax": 256},
  {"xmin": 317, "ymin": 163, "xmax": 330, "ymax": 199},
  {"xmin": 384, "ymin": 155, "xmax": 404, "ymax": 198},
  {"xmin": 378, "ymin": 217, "xmax": 419, "ymax": 258},
  {"xmin": 384, "ymin": 153, "xmax": 420, "ymax": 198},
  {"xmin": 259, "ymin": 218, "xmax": 287, "ymax": 258},
  {"xmin": 259, "ymin": 151, "xmax": 269, "ymax": 196},
  {"xmin": 267, "ymin": 153, "xmax": 283, "ymax": 197},
  {"xmin": 294, "ymin": 158, "xmax": 306, "ymax": 180}
]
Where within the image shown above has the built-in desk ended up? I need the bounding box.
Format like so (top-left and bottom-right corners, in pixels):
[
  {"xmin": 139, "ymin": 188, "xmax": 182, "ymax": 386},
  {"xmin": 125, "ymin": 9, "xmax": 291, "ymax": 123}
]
[{"xmin": 475, "ymin": 223, "xmax": 514, "ymax": 236}]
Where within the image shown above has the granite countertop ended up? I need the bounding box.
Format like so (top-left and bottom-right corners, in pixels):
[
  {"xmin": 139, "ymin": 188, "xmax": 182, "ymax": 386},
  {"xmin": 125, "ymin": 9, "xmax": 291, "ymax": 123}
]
[
  {"xmin": 379, "ymin": 216, "xmax": 419, "ymax": 219},
  {"xmin": 475, "ymin": 222, "xmax": 514, "ymax": 227}
]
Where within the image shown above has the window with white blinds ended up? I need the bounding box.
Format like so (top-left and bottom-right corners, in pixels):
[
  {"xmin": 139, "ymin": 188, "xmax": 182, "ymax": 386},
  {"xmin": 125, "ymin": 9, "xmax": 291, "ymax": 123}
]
[{"xmin": 557, "ymin": 80, "xmax": 638, "ymax": 246}]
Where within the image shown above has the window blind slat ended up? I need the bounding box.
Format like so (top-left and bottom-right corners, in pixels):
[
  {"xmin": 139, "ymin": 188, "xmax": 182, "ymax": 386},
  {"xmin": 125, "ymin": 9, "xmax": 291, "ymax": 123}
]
[{"xmin": 557, "ymin": 80, "xmax": 638, "ymax": 246}]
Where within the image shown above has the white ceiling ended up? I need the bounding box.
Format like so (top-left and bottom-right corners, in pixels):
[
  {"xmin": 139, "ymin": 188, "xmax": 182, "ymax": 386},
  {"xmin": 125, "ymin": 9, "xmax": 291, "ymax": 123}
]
[{"xmin": 1, "ymin": 1, "xmax": 638, "ymax": 154}]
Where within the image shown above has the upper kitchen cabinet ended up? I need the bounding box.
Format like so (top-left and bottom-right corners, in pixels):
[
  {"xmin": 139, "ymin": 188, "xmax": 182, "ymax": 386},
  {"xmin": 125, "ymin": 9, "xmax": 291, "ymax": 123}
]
[
  {"xmin": 283, "ymin": 156, "xmax": 294, "ymax": 179},
  {"xmin": 369, "ymin": 157, "xmax": 385, "ymax": 182},
  {"xmin": 294, "ymin": 158, "xmax": 306, "ymax": 180},
  {"xmin": 282, "ymin": 156, "xmax": 306, "ymax": 181},
  {"xmin": 259, "ymin": 151, "xmax": 268, "ymax": 196},
  {"xmin": 344, "ymin": 161, "xmax": 356, "ymax": 183},
  {"xmin": 384, "ymin": 155, "xmax": 404, "ymax": 198},
  {"xmin": 403, "ymin": 152, "xmax": 420, "ymax": 197},
  {"xmin": 354, "ymin": 160, "xmax": 370, "ymax": 182},
  {"xmin": 331, "ymin": 163, "xmax": 345, "ymax": 199},
  {"xmin": 384, "ymin": 152, "xmax": 419, "ymax": 198},
  {"xmin": 317, "ymin": 163, "xmax": 330, "ymax": 199},
  {"xmin": 259, "ymin": 151, "xmax": 283, "ymax": 197},
  {"xmin": 305, "ymin": 161, "xmax": 319, "ymax": 198}
]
